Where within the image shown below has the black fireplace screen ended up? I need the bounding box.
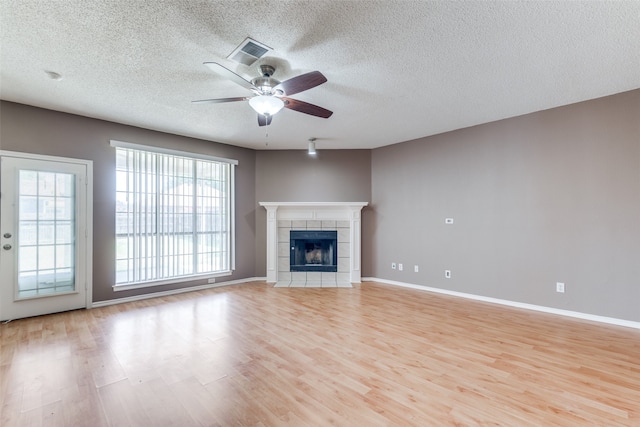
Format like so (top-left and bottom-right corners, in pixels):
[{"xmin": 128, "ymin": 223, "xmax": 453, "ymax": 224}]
[{"xmin": 290, "ymin": 230, "xmax": 337, "ymax": 272}]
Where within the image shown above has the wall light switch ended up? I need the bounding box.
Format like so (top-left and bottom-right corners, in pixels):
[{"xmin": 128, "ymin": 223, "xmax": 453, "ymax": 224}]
[
  {"xmin": 392, "ymin": 263, "xmax": 396, "ymax": 270},
  {"xmin": 445, "ymin": 218, "xmax": 454, "ymax": 224},
  {"xmin": 445, "ymin": 270, "xmax": 451, "ymax": 279}
]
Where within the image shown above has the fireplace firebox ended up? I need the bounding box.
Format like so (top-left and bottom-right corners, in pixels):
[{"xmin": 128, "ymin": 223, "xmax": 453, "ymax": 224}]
[{"xmin": 290, "ymin": 230, "xmax": 337, "ymax": 272}]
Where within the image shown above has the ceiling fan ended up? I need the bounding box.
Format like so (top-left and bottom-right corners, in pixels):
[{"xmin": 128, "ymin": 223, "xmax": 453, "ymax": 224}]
[{"xmin": 193, "ymin": 63, "xmax": 333, "ymax": 126}]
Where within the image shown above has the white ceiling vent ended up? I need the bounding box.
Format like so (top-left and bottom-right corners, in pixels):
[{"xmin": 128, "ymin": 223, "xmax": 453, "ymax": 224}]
[{"xmin": 227, "ymin": 37, "xmax": 272, "ymax": 66}]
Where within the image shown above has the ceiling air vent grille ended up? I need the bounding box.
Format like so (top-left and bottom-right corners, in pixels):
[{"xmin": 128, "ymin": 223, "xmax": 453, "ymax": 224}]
[{"xmin": 227, "ymin": 37, "xmax": 272, "ymax": 66}]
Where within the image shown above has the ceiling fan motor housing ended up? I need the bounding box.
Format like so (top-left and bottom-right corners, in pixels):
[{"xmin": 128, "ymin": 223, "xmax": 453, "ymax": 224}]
[
  {"xmin": 251, "ymin": 65, "xmax": 281, "ymax": 95},
  {"xmin": 251, "ymin": 76, "xmax": 281, "ymax": 94}
]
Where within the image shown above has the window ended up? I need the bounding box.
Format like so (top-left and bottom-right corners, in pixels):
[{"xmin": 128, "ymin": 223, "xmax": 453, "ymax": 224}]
[{"xmin": 111, "ymin": 141, "xmax": 236, "ymax": 287}]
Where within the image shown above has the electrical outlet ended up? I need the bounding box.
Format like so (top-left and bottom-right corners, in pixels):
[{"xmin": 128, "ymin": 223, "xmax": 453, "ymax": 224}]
[
  {"xmin": 392, "ymin": 262, "xmax": 396, "ymax": 270},
  {"xmin": 207, "ymin": 278, "xmax": 216, "ymax": 284},
  {"xmin": 398, "ymin": 263, "xmax": 403, "ymax": 271},
  {"xmin": 556, "ymin": 282, "xmax": 565, "ymax": 293},
  {"xmin": 445, "ymin": 270, "xmax": 451, "ymax": 279},
  {"xmin": 414, "ymin": 265, "xmax": 419, "ymax": 273}
]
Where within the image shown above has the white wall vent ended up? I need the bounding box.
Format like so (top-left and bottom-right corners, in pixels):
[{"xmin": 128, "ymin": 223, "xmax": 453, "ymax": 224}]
[{"xmin": 227, "ymin": 37, "xmax": 272, "ymax": 66}]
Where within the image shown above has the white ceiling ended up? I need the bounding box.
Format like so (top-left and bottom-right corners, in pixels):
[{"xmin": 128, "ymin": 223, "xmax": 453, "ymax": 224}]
[{"xmin": 1, "ymin": 1, "xmax": 639, "ymax": 151}]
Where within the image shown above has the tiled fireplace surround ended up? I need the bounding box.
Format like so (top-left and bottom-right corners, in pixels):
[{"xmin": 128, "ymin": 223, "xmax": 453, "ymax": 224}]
[{"xmin": 259, "ymin": 202, "xmax": 368, "ymax": 287}]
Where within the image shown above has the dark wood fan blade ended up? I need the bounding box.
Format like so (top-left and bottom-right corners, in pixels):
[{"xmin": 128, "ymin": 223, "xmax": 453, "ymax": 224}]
[
  {"xmin": 192, "ymin": 97, "xmax": 251, "ymax": 104},
  {"xmin": 281, "ymin": 97, "xmax": 333, "ymax": 118},
  {"xmin": 258, "ymin": 114, "xmax": 273, "ymax": 126},
  {"xmin": 273, "ymin": 71, "xmax": 327, "ymax": 96},
  {"xmin": 203, "ymin": 62, "xmax": 258, "ymax": 92}
]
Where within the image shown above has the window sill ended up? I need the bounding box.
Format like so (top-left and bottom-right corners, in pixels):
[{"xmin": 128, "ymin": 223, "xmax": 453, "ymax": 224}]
[{"xmin": 112, "ymin": 271, "xmax": 233, "ymax": 292}]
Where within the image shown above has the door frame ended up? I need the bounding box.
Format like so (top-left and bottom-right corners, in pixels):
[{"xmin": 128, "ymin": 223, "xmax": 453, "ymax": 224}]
[{"xmin": 0, "ymin": 150, "xmax": 93, "ymax": 313}]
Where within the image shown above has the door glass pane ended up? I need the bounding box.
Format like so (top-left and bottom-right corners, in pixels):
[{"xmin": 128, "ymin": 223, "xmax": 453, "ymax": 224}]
[
  {"xmin": 38, "ymin": 222, "xmax": 55, "ymax": 245},
  {"xmin": 56, "ymin": 174, "xmax": 73, "ymax": 196},
  {"xmin": 17, "ymin": 170, "xmax": 76, "ymax": 299},
  {"xmin": 38, "ymin": 245, "xmax": 55, "ymax": 270},
  {"xmin": 19, "ymin": 246, "xmax": 37, "ymax": 271},
  {"xmin": 19, "ymin": 170, "xmax": 38, "ymax": 195},
  {"xmin": 19, "ymin": 196, "xmax": 38, "ymax": 220},
  {"xmin": 38, "ymin": 172, "xmax": 56, "ymax": 196},
  {"xmin": 56, "ymin": 223, "xmax": 72, "ymax": 244},
  {"xmin": 19, "ymin": 222, "xmax": 37, "ymax": 245}
]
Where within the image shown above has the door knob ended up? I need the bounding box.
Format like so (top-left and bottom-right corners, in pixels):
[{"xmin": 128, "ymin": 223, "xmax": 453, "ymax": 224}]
[{"xmin": 3, "ymin": 244, "xmax": 11, "ymax": 250}]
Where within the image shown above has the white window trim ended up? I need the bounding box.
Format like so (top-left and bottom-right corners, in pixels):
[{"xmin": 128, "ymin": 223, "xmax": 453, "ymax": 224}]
[
  {"xmin": 113, "ymin": 271, "xmax": 233, "ymax": 292},
  {"xmin": 110, "ymin": 140, "xmax": 239, "ymax": 165}
]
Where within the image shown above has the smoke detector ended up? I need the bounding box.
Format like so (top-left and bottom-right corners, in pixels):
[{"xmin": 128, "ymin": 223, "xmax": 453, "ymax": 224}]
[{"xmin": 227, "ymin": 37, "xmax": 272, "ymax": 66}]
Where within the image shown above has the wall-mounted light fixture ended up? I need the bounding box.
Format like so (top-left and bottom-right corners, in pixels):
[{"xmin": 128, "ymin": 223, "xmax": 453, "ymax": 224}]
[{"xmin": 308, "ymin": 137, "xmax": 317, "ymax": 155}]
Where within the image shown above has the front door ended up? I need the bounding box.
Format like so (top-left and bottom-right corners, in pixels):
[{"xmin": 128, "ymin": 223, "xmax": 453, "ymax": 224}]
[{"xmin": 0, "ymin": 153, "xmax": 92, "ymax": 321}]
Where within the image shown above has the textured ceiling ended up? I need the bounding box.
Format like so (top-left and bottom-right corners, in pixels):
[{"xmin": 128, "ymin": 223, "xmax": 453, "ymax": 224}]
[{"xmin": 1, "ymin": 1, "xmax": 639, "ymax": 151}]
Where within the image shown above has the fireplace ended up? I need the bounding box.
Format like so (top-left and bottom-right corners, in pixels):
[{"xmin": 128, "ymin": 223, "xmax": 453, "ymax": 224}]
[
  {"xmin": 259, "ymin": 202, "xmax": 368, "ymax": 285},
  {"xmin": 290, "ymin": 230, "xmax": 337, "ymax": 272}
]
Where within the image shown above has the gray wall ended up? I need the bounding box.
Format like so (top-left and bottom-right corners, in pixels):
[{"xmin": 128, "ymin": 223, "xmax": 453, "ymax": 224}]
[
  {"xmin": 369, "ymin": 89, "xmax": 640, "ymax": 321},
  {"xmin": 254, "ymin": 150, "xmax": 372, "ymax": 275},
  {"xmin": 0, "ymin": 101, "xmax": 257, "ymax": 302}
]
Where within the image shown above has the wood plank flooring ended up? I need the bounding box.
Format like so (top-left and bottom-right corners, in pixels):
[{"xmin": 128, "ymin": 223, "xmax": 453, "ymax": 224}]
[{"xmin": 1, "ymin": 281, "xmax": 639, "ymax": 426}]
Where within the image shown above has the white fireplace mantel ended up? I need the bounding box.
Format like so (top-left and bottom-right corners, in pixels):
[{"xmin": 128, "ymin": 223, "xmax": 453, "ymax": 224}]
[{"xmin": 259, "ymin": 202, "xmax": 368, "ymax": 284}]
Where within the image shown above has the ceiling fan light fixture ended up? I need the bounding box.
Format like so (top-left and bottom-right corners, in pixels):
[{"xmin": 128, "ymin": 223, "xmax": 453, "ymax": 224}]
[{"xmin": 249, "ymin": 95, "xmax": 284, "ymax": 116}]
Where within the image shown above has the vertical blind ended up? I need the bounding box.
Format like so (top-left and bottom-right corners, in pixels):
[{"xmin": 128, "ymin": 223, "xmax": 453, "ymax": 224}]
[{"xmin": 113, "ymin": 142, "xmax": 235, "ymax": 285}]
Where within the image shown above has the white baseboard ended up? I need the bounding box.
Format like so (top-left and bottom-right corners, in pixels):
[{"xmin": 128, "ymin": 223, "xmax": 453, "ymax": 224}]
[
  {"xmin": 362, "ymin": 277, "xmax": 640, "ymax": 330},
  {"xmin": 91, "ymin": 277, "xmax": 266, "ymax": 308}
]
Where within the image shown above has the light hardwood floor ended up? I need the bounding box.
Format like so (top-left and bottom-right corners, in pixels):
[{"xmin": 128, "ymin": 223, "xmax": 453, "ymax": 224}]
[{"xmin": 1, "ymin": 281, "xmax": 639, "ymax": 426}]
